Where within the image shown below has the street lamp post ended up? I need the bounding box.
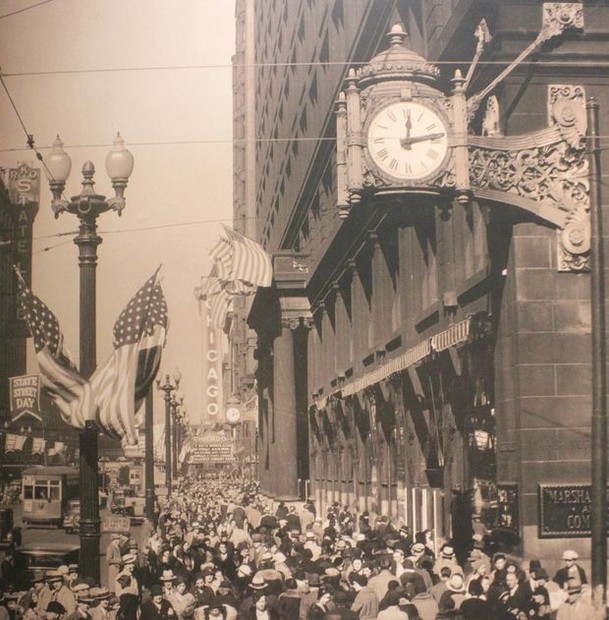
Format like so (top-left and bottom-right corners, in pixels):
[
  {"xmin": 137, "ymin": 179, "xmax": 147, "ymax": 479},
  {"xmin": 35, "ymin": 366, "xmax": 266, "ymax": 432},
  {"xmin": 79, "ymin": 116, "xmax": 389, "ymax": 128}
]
[
  {"xmin": 173, "ymin": 405, "xmax": 186, "ymax": 479},
  {"xmin": 170, "ymin": 394, "xmax": 185, "ymax": 482},
  {"xmin": 43, "ymin": 134, "xmax": 134, "ymax": 583},
  {"xmin": 156, "ymin": 370, "xmax": 182, "ymax": 495}
]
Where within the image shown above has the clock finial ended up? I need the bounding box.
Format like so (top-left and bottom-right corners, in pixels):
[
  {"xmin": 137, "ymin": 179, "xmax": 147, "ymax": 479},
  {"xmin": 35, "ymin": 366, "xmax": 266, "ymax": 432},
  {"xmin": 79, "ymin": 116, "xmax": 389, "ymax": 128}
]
[{"xmin": 388, "ymin": 23, "xmax": 409, "ymax": 48}]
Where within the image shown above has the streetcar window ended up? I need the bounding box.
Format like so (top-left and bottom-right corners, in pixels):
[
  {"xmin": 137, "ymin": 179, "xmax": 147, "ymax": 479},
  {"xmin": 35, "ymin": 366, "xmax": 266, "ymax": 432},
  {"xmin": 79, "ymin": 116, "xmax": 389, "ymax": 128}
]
[
  {"xmin": 49, "ymin": 483, "xmax": 60, "ymax": 501},
  {"xmin": 23, "ymin": 485, "xmax": 33, "ymax": 500},
  {"xmin": 34, "ymin": 486, "xmax": 48, "ymax": 500}
]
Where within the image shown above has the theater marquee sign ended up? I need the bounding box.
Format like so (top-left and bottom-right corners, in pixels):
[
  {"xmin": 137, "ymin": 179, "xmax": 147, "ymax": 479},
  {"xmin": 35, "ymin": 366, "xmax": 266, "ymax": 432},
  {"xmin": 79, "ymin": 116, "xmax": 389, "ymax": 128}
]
[{"xmin": 538, "ymin": 484, "xmax": 609, "ymax": 537}]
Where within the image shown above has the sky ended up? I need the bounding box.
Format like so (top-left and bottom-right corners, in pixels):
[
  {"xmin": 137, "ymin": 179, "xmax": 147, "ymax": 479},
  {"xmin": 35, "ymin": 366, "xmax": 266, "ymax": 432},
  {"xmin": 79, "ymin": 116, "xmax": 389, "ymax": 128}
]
[{"xmin": 0, "ymin": 0, "xmax": 235, "ymax": 427}]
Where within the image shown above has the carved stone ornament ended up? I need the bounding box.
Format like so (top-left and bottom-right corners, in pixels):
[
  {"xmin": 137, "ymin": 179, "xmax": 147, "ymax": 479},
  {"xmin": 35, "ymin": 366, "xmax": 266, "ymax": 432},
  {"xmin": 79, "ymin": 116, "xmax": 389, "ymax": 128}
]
[
  {"xmin": 468, "ymin": 123, "xmax": 589, "ymax": 262},
  {"xmin": 558, "ymin": 204, "xmax": 590, "ymax": 271},
  {"xmin": 540, "ymin": 3, "xmax": 584, "ymax": 43},
  {"xmin": 482, "ymin": 96, "xmax": 501, "ymax": 137},
  {"xmin": 548, "ymin": 85, "xmax": 589, "ymax": 271},
  {"xmin": 548, "ymin": 85, "xmax": 587, "ymax": 148}
]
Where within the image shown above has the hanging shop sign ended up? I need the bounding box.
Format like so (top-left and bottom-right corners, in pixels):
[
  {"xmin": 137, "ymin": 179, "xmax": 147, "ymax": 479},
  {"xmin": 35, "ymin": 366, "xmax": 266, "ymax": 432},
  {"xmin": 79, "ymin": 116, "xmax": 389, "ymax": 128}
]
[
  {"xmin": 101, "ymin": 515, "xmax": 131, "ymax": 534},
  {"xmin": 538, "ymin": 483, "xmax": 609, "ymax": 537}
]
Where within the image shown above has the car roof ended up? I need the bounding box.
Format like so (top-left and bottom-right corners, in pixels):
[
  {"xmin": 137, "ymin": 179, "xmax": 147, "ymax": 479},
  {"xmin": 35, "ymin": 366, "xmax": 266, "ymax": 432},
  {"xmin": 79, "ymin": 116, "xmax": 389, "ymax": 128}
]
[{"xmin": 17, "ymin": 543, "xmax": 80, "ymax": 553}]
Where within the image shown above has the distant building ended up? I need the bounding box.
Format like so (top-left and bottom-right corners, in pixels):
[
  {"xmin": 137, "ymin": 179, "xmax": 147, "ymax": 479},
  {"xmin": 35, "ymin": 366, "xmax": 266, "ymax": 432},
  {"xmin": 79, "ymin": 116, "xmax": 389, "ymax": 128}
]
[{"xmin": 231, "ymin": 0, "xmax": 609, "ymax": 569}]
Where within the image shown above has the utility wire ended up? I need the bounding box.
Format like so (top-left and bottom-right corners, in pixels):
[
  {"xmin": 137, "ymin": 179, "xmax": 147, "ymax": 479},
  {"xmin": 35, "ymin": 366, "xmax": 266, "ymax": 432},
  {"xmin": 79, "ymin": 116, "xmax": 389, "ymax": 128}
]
[
  {"xmin": 32, "ymin": 215, "xmax": 261, "ymax": 242},
  {"xmin": 0, "ymin": 0, "xmax": 55, "ymax": 20},
  {"xmin": 0, "ymin": 74, "xmax": 33, "ymax": 148},
  {"xmin": 1, "ymin": 60, "xmax": 607, "ymax": 76},
  {"xmin": 7, "ymin": 138, "xmax": 609, "ymax": 155}
]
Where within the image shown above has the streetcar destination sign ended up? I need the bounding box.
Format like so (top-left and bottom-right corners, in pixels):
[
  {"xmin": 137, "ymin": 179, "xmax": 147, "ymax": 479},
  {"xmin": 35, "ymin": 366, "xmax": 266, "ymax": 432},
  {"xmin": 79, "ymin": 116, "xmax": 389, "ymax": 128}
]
[{"xmin": 538, "ymin": 483, "xmax": 609, "ymax": 537}]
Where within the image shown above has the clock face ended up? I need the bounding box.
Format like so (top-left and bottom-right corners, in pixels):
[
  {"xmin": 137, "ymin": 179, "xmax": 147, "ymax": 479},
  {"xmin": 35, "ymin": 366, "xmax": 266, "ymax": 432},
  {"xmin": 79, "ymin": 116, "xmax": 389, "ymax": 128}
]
[
  {"xmin": 367, "ymin": 101, "xmax": 449, "ymax": 181},
  {"xmin": 226, "ymin": 407, "xmax": 241, "ymax": 424}
]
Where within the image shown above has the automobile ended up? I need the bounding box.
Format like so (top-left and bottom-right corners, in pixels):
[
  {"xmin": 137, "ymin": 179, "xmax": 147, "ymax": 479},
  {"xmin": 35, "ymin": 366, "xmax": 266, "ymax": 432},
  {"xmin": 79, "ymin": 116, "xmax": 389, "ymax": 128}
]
[
  {"xmin": 62, "ymin": 499, "xmax": 81, "ymax": 534},
  {"xmin": 110, "ymin": 490, "xmax": 126, "ymax": 515},
  {"xmin": 123, "ymin": 496, "xmax": 146, "ymax": 522},
  {"xmin": 13, "ymin": 543, "xmax": 80, "ymax": 589}
]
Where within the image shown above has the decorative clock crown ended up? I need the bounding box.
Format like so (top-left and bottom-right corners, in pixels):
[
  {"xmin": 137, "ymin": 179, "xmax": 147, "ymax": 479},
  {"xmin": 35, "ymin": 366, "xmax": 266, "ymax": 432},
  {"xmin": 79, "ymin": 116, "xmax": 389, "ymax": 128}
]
[{"xmin": 357, "ymin": 24, "xmax": 440, "ymax": 90}]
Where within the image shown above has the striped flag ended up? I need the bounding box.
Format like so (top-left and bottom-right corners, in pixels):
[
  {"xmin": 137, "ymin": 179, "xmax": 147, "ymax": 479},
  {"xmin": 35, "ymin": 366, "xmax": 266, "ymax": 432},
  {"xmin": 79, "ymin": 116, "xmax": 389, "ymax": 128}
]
[
  {"xmin": 199, "ymin": 265, "xmax": 234, "ymax": 329},
  {"xmin": 91, "ymin": 269, "xmax": 168, "ymax": 445},
  {"xmin": 222, "ymin": 225, "xmax": 273, "ymax": 287},
  {"xmin": 209, "ymin": 287, "xmax": 232, "ymax": 329},
  {"xmin": 209, "ymin": 226, "xmax": 273, "ymax": 290},
  {"xmin": 209, "ymin": 236, "xmax": 233, "ymax": 282},
  {"xmin": 15, "ymin": 268, "xmax": 92, "ymax": 430}
]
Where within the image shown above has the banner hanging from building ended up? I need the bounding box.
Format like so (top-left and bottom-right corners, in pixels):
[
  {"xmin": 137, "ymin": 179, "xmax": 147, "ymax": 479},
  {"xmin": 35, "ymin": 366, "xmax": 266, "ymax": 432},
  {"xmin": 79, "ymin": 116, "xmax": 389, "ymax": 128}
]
[{"xmin": 9, "ymin": 374, "xmax": 41, "ymax": 421}]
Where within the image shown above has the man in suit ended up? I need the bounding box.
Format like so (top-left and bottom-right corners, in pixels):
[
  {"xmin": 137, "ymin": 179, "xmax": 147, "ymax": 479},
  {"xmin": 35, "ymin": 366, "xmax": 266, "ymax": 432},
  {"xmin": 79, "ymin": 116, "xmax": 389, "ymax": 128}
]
[
  {"xmin": 140, "ymin": 585, "xmax": 174, "ymax": 620},
  {"xmin": 553, "ymin": 550, "xmax": 587, "ymax": 590}
]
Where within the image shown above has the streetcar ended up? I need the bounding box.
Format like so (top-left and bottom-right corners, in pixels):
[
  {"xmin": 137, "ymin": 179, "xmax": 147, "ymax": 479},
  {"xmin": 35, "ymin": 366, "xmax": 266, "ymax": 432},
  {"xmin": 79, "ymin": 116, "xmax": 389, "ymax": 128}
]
[{"xmin": 21, "ymin": 466, "xmax": 79, "ymax": 528}]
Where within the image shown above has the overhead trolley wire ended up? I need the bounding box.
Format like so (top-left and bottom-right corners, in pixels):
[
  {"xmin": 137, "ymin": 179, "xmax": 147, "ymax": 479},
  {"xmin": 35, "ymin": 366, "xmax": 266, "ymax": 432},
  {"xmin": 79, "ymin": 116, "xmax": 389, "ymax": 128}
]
[
  {"xmin": 0, "ymin": 0, "xmax": 55, "ymax": 20},
  {"xmin": 2, "ymin": 59, "xmax": 608, "ymax": 77}
]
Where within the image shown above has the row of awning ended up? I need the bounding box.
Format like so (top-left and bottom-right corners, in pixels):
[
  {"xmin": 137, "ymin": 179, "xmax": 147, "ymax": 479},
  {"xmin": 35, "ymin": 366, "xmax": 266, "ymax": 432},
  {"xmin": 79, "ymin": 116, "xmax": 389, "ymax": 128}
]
[{"xmin": 315, "ymin": 316, "xmax": 472, "ymax": 409}]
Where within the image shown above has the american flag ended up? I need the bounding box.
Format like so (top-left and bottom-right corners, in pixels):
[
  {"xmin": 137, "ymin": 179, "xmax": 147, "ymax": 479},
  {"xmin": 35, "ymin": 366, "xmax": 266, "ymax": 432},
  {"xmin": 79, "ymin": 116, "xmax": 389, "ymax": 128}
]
[
  {"xmin": 223, "ymin": 225, "xmax": 273, "ymax": 288},
  {"xmin": 209, "ymin": 236, "xmax": 233, "ymax": 282},
  {"xmin": 91, "ymin": 269, "xmax": 167, "ymax": 444},
  {"xmin": 15, "ymin": 269, "xmax": 92, "ymax": 430},
  {"xmin": 209, "ymin": 226, "xmax": 273, "ymax": 289},
  {"xmin": 199, "ymin": 266, "xmax": 234, "ymax": 329}
]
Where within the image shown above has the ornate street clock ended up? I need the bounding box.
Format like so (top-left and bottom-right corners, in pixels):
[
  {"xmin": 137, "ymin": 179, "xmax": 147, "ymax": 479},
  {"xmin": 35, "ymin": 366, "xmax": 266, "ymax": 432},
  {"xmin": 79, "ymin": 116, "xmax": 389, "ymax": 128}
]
[
  {"xmin": 336, "ymin": 25, "xmax": 462, "ymax": 209},
  {"xmin": 336, "ymin": 5, "xmax": 589, "ymax": 272}
]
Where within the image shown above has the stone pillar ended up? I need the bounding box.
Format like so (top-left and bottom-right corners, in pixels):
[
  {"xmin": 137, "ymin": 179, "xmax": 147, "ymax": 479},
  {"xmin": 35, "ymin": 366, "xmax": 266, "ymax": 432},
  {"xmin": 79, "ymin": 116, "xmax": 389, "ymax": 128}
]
[
  {"xmin": 271, "ymin": 318, "xmax": 300, "ymax": 500},
  {"xmin": 254, "ymin": 342, "xmax": 273, "ymax": 496}
]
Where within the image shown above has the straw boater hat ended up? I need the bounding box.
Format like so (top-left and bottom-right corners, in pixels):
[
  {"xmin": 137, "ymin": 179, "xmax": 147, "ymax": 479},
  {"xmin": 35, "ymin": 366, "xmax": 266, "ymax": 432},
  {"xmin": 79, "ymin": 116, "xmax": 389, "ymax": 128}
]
[
  {"xmin": 90, "ymin": 587, "xmax": 110, "ymax": 601},
  {"xmin": 446, "ymin": 573, "xmax": 465, "ymax": 593},
  {"xmin": 248, "ymin": 574, "xmax": 267, "ymax": 590},
  {"xmin": 72, "ymin": 581, "xmax": 90, "ymax": 595},
  {"xmin": 121, "ymin": 553, "xmax": 137, "ymax": 565},
  {"xmin": 441, "ymin": 546, "xmax": 455, "ymax": 559}
]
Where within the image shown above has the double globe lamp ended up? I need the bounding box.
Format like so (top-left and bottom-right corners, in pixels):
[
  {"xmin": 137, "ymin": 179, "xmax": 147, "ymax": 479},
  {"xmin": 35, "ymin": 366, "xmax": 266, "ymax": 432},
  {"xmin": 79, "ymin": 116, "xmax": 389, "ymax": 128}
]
[{"xmin": 41, "ymin": 134, "xmax": 134, "ymax": 583}]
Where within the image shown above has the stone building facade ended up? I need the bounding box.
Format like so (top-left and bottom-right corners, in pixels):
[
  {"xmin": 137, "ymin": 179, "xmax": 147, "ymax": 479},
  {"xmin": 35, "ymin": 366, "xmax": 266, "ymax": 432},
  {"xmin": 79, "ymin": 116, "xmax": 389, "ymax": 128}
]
[{"xmin": 232, "ymin": 0, "xmax": 609, "ymax": 567}]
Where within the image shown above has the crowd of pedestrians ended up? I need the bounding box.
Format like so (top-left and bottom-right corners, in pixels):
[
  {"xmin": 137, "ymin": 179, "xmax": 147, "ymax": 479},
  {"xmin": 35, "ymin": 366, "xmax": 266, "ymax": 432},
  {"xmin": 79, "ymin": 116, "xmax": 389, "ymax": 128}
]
[{"xmin": 0, "ymin": 474, "xmax": 601, "ymax": 620}]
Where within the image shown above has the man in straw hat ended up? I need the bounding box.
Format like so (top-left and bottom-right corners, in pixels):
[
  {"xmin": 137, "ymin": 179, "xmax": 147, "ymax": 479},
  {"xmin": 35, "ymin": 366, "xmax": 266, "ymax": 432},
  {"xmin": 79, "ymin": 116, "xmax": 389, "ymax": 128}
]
[
  {"xmin": 236, "ymin": 574, "xmax": 268, "ymax": 618},
  {"xmin": 89, "ymin": 588, "xmax": 110, "ymax": 620},
  {"xmin": 66, "ymin": 592, "xmax": 94, "ymax": 620}
]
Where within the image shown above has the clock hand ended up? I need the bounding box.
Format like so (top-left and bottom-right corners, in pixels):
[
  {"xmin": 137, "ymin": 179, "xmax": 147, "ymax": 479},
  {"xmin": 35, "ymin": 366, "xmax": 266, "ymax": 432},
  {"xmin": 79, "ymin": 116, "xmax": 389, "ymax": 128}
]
[
  {"xmin": 404, "ymin": 110, "xmax": 412, "ymax": 150},
  {"xmin": 400, "ymin": 131, "xmax": 445, "ymax": 148}
]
